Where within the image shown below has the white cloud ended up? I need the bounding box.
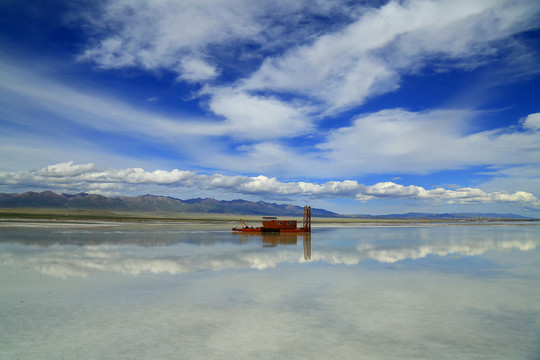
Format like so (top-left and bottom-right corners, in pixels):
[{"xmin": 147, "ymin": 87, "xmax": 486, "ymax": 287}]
[
  {"xmin": 177, "ymin": 57, "xmax": 219, "ymax": 82},
  {"xmin": 1, "ymin": 162, "xmax": 538, "ymax": 207},
  {"xmin": 78, "ymin": 0, "xmax": 344, "ymax": 78},
  {"xmin": 80, "ymin": 0, "xmax": 257, "ymax": 71},
  {"xmin": 522, "ymin": 113, "xmax": 540, "ymax": 131},
  {"xmin": 207, "ymin": 89, "xmax": 312, "ymax": 139},
  {"xmin": 36, "ymin": 162, "xmax": 98, "ymax": 177},
  {"xmin": 470, "ymin": 165, "xmax": 540, "ymax": 207},
  {"xmin": 0, "ymin": 58, "xmax": 310, "ymax": 142},
  {"xmin": 318, "ymin": 109, "xmax": 540, "ymax": 175}
]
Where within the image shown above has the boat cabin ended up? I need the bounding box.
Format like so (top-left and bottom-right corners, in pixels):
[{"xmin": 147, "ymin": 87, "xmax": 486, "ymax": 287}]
[{"xmin": 261, "ymin": 217, "xmax": 297, "ymax": 232}]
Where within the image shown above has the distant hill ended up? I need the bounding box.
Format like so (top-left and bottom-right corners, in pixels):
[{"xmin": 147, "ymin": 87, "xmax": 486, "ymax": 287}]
[
  {"xmin": 345, "ymin": 212, "xmax": 531, "ymax": 220},
  {"xmin": 0, "ymin": 191, "xmax": 336, "ymax": 217},
  {"xmin": 0, "ymin": 191, "xmax": 532, "ymax": 219},
  {"xmin": 384, "ymin": 212, "xmax": 530, "ymax": 219}
]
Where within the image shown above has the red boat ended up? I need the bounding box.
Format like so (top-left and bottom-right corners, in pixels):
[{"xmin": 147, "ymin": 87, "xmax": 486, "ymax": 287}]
[{"xmin": 232, "ymin": 206, "xmax": 311, "ymax": 233}]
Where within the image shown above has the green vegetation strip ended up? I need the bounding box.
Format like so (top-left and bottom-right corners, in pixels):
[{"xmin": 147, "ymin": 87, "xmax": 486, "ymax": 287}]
[
  {"xmin": 2, "ymin": 208, "xmax": 537, "ymax": 224},
  {"xmin": 0, "ymin": 208, "xmax": 240, "ymax": 222}
]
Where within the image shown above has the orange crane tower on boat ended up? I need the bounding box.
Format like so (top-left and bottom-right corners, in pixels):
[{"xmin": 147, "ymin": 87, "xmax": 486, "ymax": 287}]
[{"xmin": 232, "ymin": 206, "xmax": 311, "ymax": 233}]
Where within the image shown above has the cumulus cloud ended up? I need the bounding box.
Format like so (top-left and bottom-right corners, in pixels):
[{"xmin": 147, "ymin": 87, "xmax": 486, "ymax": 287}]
[
  {"xmin": 1, "ymin": 161, "xmax": 538, "ymax": 207},
  {"xmin": 177, "ymin": 57, "xmax": 220, "ymax": 82},
  {"xmin": 474, "ymin": 166, "xmax": 540, "ymax": 206},
  {"xmin": 207, "ymin": 89, "xmax": 312, "ymax": 139},
  {"xmin": 36, "ymin": 162, "xmax": 98, "ymax": 177},
  {"xmin": 522, "ymin": 113, "xmax": 540, "ymax": 131}
]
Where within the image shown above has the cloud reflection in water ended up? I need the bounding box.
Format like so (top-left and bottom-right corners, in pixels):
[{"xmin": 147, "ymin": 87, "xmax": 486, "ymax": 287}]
[{"xmin": 1, "ymin": 225, "xmax": 538, "ymax": 278}]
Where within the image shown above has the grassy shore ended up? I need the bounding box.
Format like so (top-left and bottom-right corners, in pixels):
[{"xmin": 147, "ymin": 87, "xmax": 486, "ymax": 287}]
[
  {"xmin": 1, "ymin": 208, "xmax": 537, "ymax": 224},
  {"xmin": 0, "ymin": 208, "xmax": 244, "ymax": 222}
]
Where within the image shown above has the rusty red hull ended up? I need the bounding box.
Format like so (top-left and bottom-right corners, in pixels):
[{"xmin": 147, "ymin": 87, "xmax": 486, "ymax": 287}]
[{"xmin": 232, "ymin": 227, "xmax": 310, "ymax": 233}]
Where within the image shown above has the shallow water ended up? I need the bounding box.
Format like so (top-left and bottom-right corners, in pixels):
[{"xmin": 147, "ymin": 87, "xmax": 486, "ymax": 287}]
[{"xmin": 1, "ymin": 221, "xmax": 539, "ymax": 359}]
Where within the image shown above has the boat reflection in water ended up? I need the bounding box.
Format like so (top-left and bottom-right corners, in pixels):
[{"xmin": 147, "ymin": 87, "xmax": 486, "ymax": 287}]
[{"xmin": 235, "ymin": 233, "xmax": 311, "ymax": 261}]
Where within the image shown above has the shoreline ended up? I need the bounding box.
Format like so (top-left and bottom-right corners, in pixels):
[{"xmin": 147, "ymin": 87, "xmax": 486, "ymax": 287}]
[{"xmin": 0, "ymin": 208, "xmax": 538, "ymax": 225}]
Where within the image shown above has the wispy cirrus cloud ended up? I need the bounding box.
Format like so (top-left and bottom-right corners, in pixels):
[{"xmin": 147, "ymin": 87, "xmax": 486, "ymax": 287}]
[
  {"xmin": 0, "ymin": 58, "xmax": 312, "ymax": 142},
  {"xmin": 1, "ymin": 162, "xmax": 538, "ymax": 207},
  {"xmin": 317, "ymin": 109, "xmax": 540, "ymax": 175}
]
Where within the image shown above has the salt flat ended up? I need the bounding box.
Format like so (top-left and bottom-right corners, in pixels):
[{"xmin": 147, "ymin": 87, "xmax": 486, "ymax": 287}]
[{"xmin": 1, "ymin": 222, "xmax": 539, "ymax": 359}]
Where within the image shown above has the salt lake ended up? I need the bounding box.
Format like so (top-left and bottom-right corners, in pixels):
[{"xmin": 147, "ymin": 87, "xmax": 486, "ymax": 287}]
[{"xmin": 1, "ymin": 220, "xmax": 539, "ymax": 359}]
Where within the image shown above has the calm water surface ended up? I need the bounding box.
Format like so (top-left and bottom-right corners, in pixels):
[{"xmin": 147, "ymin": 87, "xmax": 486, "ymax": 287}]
[{"xmin": 1, "ymin": 221, "xmax": 539, "ymax": 359}]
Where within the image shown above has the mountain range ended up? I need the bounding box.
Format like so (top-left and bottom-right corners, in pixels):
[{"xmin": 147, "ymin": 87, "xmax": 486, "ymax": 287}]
[
  {"xmin": 0, "ymin": 191, "xmax": 532, "ymax": 219},
  {"xmin": 0, "ymin": 191, "xmax": 335, "ymax": 216}
]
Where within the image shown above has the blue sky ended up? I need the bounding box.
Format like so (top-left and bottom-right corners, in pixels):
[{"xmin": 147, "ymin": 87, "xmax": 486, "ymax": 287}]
[{"xmin": 1, "ymin": 0, "xmax": 540, "ymax": 215}]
